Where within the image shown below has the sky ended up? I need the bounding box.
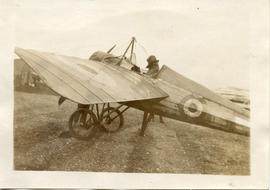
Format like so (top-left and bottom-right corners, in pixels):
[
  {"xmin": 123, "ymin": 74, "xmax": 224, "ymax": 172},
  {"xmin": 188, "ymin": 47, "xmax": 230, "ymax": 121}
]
[{"xmin": 14, "ymin": 0, "xmax": 251, "ymax": 90}]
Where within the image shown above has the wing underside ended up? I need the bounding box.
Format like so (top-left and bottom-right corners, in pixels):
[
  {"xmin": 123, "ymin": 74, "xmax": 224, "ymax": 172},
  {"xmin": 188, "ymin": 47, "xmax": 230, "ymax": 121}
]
[{"xmin": 15, "ymin": 48, "xmax": 168, "ymax": 104}]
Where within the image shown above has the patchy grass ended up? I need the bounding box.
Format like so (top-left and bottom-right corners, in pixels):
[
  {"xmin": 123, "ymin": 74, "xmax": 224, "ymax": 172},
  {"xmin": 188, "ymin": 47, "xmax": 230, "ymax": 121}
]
[{"xmin": 14, "ymin": 91, "xmax": 250, "ymax": 175}]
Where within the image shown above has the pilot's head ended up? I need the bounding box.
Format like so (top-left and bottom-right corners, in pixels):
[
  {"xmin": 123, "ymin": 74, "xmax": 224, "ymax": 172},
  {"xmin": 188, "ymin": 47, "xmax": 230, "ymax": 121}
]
[{"xmin": 146, "ymin": 55, "xmax": 159, "ymax": 68}]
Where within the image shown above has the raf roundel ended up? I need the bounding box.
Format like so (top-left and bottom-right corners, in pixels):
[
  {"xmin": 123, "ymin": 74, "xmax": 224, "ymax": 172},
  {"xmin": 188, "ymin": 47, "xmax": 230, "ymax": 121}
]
[{"xmin": 183, "ymin": 98, "xmax": 203, "ymax": 118}]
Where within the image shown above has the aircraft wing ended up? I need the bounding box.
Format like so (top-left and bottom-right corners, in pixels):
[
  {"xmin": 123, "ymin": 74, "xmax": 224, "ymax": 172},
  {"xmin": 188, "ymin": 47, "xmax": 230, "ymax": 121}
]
[
  {"xmin": 157, "ymin": 65, "xmax": 249, "ymax": 117},
  {"xmin": 15, "ymin": 48, "xmax": 168, "ymax": 104}
]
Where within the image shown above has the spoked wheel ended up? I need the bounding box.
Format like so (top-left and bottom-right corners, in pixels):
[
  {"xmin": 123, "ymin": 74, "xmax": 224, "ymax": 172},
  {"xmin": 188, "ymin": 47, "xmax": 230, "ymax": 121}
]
[
  {"xmin": 100, "ymin": 107, "xmax": 124, "ymax": 133},
  {"xmin": 69, "ymin": 108, "xmax": 98, "ymax": 140}
]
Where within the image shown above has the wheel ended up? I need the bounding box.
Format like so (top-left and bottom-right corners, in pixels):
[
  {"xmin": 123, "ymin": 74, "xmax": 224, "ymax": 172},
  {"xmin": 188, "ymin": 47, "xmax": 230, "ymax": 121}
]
[
  {"xmin": 69, "ymin": 108, "xmax": 98, "ymax": 140},
  {"xmin": 100, "ymin": 107, "xmax": 124, "ymax": 133}
]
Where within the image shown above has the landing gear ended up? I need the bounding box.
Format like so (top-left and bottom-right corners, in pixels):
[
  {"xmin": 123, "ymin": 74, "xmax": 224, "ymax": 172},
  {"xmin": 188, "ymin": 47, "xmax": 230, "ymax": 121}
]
[
  {"xmin": 100, "ymin": 107, "xmax": 124, "ymax": 133},
  {"xmin": 69, "ymin": 108, "xmax": 98, "ymax": 140},
  {"xmin": 68, "ymin": 103, "xmax": 155, "ymax": 139},
  {"xmin": 68, "ymin": 103, "xmax": 129, "ymax": 140}
]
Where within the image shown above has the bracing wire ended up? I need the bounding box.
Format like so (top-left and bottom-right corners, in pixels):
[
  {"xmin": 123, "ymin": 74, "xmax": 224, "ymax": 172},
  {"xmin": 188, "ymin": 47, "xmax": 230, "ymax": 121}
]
[{"xmin": 136, "ymin": 41, "xmax": 149, "ymax": 55}]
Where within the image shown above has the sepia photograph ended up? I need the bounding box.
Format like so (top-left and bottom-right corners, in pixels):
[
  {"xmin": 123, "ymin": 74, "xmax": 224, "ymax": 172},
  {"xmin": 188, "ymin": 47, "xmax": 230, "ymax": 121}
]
[
  {"xmin": 13, "ymin": 0, "xmax": 251, "ymax": 175},
  {"xmin": 0, "ymin": 0, "xmax": 269, "ymax": 188}
]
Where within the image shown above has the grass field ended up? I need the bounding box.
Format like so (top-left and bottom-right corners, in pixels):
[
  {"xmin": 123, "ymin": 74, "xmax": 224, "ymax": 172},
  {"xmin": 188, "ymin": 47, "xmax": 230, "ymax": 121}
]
[{"xmin": 14, "ymin": 91, "xmax": 250, "ymax": 175}]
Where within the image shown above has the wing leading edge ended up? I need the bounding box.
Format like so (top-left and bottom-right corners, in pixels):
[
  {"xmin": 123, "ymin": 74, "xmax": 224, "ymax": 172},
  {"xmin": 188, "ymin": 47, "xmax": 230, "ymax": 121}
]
[{"xmin": 15, "ymin": 48, "xmax": 168, "ymax": 104}]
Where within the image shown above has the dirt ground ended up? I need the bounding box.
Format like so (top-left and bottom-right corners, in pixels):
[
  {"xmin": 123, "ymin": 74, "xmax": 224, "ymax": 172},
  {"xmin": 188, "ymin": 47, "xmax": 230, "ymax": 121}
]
[{"xmin": 14, "ymin": 91, "xmax": 250, "ymax": 175}]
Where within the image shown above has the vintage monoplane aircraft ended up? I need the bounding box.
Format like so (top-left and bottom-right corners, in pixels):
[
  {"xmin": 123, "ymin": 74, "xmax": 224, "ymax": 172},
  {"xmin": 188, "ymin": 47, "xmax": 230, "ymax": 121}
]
[{"xmin": 15, "ymin": 37, "xmax": 250, "ymax": 140}]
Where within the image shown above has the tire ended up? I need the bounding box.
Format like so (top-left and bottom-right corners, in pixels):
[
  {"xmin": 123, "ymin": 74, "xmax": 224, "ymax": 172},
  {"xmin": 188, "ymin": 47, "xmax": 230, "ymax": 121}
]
[
  {"xmin": 100, "ymin": 107, "xmax": 124, "ymax": 133},
  {"xmin": 69, "ymin": 108, "xmax": 98, "ymax": 140}
]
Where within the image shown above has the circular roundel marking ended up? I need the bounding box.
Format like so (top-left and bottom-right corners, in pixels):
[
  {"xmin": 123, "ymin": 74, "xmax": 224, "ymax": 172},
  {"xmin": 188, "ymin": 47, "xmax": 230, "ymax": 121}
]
[{"xmin": 183, "ymin": 98, "xmax": 203, "ymax": 118}]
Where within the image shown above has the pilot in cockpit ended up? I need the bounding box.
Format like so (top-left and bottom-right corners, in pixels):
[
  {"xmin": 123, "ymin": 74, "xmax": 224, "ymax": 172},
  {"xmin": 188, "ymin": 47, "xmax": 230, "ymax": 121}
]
[
  {"xmin": 131, "ymin": 55, "xmax": 160, "ymax": 77},
  {"xmin": 145, "ymin": 55, "xmax": 160, "ymax": 78}
]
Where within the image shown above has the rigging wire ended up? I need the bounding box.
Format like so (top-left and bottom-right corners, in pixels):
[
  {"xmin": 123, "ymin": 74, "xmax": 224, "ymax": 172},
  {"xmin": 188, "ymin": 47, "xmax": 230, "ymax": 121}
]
[{"xmin": 136, "ymin": 41, "xmax": 149, "ymax": 55}]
